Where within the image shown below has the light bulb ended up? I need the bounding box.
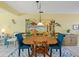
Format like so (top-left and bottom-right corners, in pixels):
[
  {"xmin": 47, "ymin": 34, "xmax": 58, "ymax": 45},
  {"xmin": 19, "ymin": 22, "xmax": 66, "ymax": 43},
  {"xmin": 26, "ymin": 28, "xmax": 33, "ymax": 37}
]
[{"xmin": 1, "ymin": 28, "xmax": 5, "ymax": 33}]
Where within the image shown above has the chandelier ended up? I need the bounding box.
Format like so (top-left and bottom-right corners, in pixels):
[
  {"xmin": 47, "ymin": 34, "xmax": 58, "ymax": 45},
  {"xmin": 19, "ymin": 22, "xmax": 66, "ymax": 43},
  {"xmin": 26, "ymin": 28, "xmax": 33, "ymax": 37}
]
[{"xmin": 36, "ymin": 1, "xmax": 44, "ymax": 26}]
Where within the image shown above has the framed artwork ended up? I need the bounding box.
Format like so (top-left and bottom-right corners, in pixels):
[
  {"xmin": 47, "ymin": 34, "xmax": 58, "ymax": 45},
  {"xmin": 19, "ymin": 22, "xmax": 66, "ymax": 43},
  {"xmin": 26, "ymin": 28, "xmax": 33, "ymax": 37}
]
[{"xmin": 73, "ymin": 24, "xmax": 79, "ymax": 30}]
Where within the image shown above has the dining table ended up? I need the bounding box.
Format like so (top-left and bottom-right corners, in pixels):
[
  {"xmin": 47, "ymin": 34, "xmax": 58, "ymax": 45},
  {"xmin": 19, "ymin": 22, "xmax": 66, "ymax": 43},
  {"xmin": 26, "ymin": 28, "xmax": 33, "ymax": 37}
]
[{"xmin": 23, "ymin": 35, "xmax": 57, "ymax": 57}]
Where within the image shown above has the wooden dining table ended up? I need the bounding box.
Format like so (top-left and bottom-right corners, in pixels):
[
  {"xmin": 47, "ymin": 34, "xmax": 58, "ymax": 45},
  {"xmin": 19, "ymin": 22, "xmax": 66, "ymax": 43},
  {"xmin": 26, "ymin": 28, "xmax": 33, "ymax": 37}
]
[{"xmin": 23, "ymin": 35, "xmax": 57, "ymax": 57}]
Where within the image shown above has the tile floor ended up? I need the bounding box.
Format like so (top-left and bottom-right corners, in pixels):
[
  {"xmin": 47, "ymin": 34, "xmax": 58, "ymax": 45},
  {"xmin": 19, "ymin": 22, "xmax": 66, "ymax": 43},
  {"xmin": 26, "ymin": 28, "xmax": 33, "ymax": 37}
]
[{"xmin": 0, "ymin": 44, "xmax": 79, "ymax": 57}]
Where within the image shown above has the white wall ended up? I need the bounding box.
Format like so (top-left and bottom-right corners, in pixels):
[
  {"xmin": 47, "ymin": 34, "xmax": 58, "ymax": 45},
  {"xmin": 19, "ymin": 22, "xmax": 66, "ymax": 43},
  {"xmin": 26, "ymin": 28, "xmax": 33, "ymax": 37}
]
[
  {"xmin": 0, "ymin": 8, "xmax": 30, "ymax": 34},
  {"xmin": 1, "ymin": 8, "xmax": 79, "ymax": 46}
]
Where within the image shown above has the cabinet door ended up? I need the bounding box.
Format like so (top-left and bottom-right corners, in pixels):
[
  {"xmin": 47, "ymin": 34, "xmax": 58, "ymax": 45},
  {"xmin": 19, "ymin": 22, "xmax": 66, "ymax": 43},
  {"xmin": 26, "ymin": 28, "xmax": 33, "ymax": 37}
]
[
  {"xmin": 71, "ymin": 37, "xmax": 77, "ymax": 46},
  {"xmin": 62, "ymin": 34, "xmax": 77, "ymax": 46},
  {"xmin": 62, "ymin": 37, "xmax": 71, "ymax": 46}
]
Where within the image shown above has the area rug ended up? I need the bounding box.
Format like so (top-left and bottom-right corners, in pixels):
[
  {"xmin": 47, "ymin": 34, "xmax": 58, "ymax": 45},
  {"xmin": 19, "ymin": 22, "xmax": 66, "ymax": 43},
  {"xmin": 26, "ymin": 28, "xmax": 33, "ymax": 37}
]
[{"xmin": 8, "ymin": 47, "xmax": 76, "ymax": 57}]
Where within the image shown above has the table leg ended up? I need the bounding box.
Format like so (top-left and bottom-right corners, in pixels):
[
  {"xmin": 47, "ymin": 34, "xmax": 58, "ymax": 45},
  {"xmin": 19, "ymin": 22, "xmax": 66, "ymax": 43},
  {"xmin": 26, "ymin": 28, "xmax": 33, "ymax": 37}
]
[
  {"xmin": 45, "ymin": 45, "xmax": 50, "ymax": 57},
  {"xmin": 30, "ymin": 44, "xmax": 50, "ymax": 57},
  {"xmin": 30, "ymin": 45, "xmax": 35, "ymax": 57}
]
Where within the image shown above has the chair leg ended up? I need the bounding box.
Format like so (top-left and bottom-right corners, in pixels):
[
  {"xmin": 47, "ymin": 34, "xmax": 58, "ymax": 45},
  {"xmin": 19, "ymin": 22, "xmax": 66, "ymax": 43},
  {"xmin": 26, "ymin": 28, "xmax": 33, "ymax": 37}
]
[
  {"xmin": 14, "ymin": 41, "xmax": 16, "ymax": 46},
  {"xmin": 44, "ymin": 52, "xmax": 45, "ymax": 57},
  {"xmin": 28, "ymin": 48, "xmax": 30, "ymax": 56},
  {"xmin": 34, "ymin": 50, "xmax": 37, "ymax": 57},
  {"xmin": 56, "ymin": 49, "xmax": 58, "ymax": 51},
  {"xmin": 59, "ymin": 48, "xmax": 61, "ymax": 57},
  {"xmin": 6, "ymin": 42, "xmax": 9, "ymax": 48},
  {"xmin": 50, "ymin": 48, "xmax": 52, "ymax": 57},
  {"xmin": 35, "ymin": 52, "xmax": 37, "ymax": 57},
  {"xmin": 22, "ymin": 49, "xmax": 24, "ymax": 52},
  {"xmin": 18, "ymin": 49, "xmax": 20, "ymax": 56}
]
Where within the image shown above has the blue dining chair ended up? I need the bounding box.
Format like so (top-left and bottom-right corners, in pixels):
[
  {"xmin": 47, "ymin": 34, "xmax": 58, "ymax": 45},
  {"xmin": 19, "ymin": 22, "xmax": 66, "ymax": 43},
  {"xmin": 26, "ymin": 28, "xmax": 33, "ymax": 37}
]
[
  {"xmin": 49, "ymin": 33, "xmax": 65, "ymax": 57},
  {"xmin": 1, "ymin": 33, "xmax": 9, "ymax": 47},
  {"xmin": 15, "ymin": 33, "xmax": 31, "ymax": 56}
]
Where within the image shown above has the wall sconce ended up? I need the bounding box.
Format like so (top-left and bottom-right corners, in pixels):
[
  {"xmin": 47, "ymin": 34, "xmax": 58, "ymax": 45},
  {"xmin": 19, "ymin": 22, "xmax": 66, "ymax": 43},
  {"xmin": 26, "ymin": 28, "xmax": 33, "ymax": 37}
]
[
  {"xmin": 1, "ymin": 28, "xmax": 5, "ymax": 33},
  {"xmin": 12, "ymin": 19, "xmax": 16, "ymax": 24}
]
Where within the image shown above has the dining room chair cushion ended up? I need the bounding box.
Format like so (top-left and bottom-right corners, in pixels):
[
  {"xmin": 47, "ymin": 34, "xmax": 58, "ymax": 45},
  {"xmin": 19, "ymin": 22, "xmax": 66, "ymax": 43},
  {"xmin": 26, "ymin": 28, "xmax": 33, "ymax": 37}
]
[{"xmin": 20, "ymin": 44, "xmax": 31, "ymax": 49}]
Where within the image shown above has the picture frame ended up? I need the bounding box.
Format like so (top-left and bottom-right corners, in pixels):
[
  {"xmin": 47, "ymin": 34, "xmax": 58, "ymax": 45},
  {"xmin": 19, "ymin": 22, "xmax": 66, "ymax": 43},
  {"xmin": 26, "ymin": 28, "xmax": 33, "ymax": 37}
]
[{"xmin": 73, "ymin": 24, "xmax": 79, "ymax": 30}]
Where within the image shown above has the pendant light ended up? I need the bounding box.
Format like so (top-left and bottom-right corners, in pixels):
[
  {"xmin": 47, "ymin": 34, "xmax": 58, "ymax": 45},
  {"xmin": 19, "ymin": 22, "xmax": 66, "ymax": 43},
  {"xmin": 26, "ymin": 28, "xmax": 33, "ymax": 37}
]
[{"xmin": 36, "ymin": 1, "xmax": 44, "ymax": 26}]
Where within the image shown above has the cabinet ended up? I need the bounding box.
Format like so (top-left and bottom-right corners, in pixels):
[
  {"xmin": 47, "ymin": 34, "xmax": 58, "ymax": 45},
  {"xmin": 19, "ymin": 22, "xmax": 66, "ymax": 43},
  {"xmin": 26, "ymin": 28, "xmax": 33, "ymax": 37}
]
[{"xmin": 62, "ymin": 34, "xmax": 77, "ymax": 46}]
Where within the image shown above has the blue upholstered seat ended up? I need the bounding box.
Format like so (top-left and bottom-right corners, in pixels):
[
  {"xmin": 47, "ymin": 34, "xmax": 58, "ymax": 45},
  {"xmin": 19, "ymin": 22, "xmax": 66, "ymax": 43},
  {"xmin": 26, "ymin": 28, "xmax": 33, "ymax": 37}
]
[
  {"xmin": 49, "ymin": 33, "xmax": 65, "ymax": 57},
  {"xmin": 15, "ymin": 33, "xmax": 31, "ymax": 56}
]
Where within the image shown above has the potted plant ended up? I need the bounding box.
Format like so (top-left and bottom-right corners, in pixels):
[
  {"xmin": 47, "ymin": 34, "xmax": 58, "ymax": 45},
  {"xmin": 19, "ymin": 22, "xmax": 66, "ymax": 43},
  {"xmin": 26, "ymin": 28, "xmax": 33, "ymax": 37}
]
[{"xmin": 66, "ymin": 29, "xmax": 70, "ymax": 33}]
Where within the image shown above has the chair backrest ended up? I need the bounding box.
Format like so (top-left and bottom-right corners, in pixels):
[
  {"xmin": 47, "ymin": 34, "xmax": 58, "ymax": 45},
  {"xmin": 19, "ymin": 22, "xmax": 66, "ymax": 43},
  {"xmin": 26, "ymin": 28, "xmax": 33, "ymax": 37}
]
[
  {"xmin": 15, "ymin": 33, "xmax": 23, "ymax": 46},
  {"xmin": 57, "ymin": 33, "xmax": 65, "ymax": 44}
]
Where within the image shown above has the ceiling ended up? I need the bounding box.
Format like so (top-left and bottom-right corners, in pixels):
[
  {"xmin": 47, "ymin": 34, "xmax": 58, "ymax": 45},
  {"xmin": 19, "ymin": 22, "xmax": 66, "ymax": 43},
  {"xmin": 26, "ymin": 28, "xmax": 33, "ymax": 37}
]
[{"xmin": 4, "ymin": 1, "xmax": 79, "ymax": 13}]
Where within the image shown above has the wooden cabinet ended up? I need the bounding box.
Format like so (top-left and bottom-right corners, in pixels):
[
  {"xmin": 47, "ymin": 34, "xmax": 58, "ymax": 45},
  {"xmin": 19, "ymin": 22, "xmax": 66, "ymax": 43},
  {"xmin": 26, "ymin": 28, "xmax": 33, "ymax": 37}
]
[{"xmin": 62, "ymin": 34, "xmax": 77, "ymax": 46}]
